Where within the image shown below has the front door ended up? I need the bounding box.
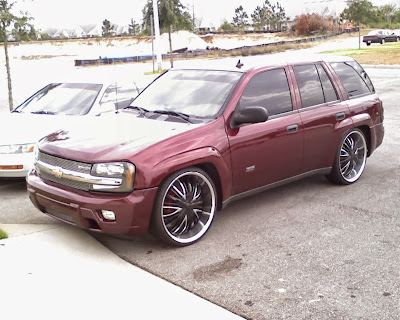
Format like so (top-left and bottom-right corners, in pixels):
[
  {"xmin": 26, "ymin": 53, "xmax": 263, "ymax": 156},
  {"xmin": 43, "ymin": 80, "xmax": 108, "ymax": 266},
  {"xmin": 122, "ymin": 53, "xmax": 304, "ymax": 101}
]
[{"xmin": 227, "ymin": 68, "xmax": 302, "ymax": 195}]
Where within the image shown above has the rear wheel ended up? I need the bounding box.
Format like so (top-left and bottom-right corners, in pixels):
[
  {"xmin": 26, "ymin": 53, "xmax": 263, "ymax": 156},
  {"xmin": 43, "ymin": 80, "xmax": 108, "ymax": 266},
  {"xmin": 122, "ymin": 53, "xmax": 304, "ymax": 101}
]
[
  {"xmin": 328, "ymin": 129, "xmax": 367, "ymax": 185},
  {"xmin": 366, "ymin": 42, "xmax": 371, "ymax": 46},
  {"xmin": 151, "ymin": 168, "xmax": 217, "ymax": 246},
  {"xmin": 381, "ymin": 38, "xmax": 385, "ymax": 44}
]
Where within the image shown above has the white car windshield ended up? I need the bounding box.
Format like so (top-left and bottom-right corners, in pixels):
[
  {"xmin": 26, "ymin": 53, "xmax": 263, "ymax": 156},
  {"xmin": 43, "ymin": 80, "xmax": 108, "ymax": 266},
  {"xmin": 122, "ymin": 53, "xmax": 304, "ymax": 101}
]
[
  {"xmin": 14, "ymin": 83, "xmax": 103, "ymax": 115},
  {"xmin": 130, "ymin": 70, "xmax": 242, "ymax": 118}
]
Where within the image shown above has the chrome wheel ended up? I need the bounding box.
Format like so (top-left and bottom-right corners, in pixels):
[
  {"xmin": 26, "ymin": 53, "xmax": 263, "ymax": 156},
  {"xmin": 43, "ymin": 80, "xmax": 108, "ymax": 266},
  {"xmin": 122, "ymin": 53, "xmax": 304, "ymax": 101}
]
[
  {"xmin": 327, "ymin": 129, "xmax": 368, "ymax": 185},
  {"xmin": 153, "ymin": 169, "xmax": 216, "ymax": 245},
  {"xmin": 339, "ymin": 130, "xmax": 367, "ymax": 183}
]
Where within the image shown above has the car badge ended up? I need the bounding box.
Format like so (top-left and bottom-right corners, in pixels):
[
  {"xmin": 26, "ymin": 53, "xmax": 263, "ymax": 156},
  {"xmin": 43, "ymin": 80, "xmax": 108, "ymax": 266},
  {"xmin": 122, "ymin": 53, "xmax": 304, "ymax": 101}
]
[{"xmin": 51, "ymin": 167, "xmax": 63, "ymax": 179}]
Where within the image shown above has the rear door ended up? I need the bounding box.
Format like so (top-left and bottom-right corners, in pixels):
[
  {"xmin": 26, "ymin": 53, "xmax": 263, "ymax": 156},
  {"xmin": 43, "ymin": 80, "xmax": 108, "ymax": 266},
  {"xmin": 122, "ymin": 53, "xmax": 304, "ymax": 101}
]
[{"xmin": 292, "ymin": 63, "xmax": 351, "ymax": 172}]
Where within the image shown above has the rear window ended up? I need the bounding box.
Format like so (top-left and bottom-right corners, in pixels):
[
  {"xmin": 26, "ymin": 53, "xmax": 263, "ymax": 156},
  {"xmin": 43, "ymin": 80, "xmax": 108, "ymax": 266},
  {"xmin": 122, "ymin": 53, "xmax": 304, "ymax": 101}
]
[{"xmin": 330, "ymin": 61, "xmax": 374, "ymax": 98}]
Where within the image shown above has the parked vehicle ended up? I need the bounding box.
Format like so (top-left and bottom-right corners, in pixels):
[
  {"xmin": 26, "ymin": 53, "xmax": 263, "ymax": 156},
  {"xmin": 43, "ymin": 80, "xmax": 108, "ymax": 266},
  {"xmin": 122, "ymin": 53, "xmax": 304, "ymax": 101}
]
[
  {"xmin": 27, "ymin": 58, "xmax": 384, "ymax": 246},
  {"xmin": 0, "ymin": 82, "xmax": 138, "ymax": 177},
  {"xmin": 363, "ymin": 29, "xmax": 399, "ymax": 45}
]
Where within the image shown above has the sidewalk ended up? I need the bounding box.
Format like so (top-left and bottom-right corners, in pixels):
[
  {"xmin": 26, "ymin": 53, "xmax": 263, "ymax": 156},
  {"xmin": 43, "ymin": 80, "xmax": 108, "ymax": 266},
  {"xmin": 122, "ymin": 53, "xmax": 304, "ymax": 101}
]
[{"xmin": 0, "ymin": 223, "xmax": 244, "ymax": 320}]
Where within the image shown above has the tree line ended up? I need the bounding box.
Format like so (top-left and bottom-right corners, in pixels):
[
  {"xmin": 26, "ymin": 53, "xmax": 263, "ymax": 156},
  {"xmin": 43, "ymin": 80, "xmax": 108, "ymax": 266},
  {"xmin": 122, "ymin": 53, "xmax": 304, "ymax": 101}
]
[
  {"xmin": 2, "ymin": 0, "xmax": 400, "ymax": 111},
  {"xmin": 341, "ymin": 0, "xmax": 400, "ymax": 28}
]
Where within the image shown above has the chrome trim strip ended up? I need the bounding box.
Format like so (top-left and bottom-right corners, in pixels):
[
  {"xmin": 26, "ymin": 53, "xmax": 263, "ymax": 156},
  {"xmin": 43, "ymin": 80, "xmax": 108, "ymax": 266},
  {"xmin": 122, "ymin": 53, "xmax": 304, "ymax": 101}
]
[
  {"xmin": 222, "ymin": 167, "xmax": 332, "ymax": 209},
  {"xmin": 36, "ymin": 160, "xmax": 122, "ymax": 186}
]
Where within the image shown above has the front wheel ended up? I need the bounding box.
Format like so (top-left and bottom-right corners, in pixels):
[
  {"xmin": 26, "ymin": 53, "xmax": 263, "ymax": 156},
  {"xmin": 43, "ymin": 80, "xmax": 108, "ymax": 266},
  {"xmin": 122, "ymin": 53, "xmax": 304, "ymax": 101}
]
[
  {"xmin": 151, "ymin": 168, "xmax": 217, "ymax": 246},
  {"xmin": 328, "ymin": 129, "xmax": 367, "ymax": 185}
]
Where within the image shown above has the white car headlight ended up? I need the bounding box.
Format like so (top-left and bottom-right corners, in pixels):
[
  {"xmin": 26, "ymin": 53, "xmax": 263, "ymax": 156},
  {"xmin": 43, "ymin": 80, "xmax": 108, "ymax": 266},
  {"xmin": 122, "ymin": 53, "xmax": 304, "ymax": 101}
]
[
  {"xmin": 91, "ymin": 162, "xmax": 135, "ymax": 192},
  {"xmin": 0, "ymin": 143, "xmax": 36, "ymax": 154}
]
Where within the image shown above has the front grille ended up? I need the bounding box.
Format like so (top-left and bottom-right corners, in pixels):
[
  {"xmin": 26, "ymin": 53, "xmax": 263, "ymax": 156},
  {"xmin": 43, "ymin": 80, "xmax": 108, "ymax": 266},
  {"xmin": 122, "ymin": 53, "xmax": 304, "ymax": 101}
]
[
  {"xmin": 38, "ymin": 152, "xmax": 91, "ymax": 174},
  {"xmin": 37, "ymin": 151, "xmax": 92, "ymax": 191}
]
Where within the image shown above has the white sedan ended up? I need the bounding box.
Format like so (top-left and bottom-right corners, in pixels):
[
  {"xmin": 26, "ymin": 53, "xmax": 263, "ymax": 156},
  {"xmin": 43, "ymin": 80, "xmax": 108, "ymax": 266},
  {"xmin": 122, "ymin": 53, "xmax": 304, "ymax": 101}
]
[{"xmin": 0, "ymin": 82, "xmax": 139, "ymax": 177}]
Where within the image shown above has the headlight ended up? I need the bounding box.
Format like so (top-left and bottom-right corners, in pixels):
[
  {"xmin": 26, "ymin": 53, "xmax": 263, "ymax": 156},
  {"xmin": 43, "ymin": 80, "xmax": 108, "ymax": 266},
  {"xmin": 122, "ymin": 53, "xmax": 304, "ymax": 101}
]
[
  {"xmin": 91, "ymin": 162, "xmax": 135, "ymax": 192},
  {"xmin": 0, "ymin": 143, "xmax": 36, "ymax": 154}
]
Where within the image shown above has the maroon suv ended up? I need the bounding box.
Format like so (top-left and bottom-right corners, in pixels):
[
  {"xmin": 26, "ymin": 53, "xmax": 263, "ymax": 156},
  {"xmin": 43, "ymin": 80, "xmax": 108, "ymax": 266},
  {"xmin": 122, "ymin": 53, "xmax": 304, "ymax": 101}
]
[{"xmin": 27, "ymin": 58, "xmax": 384, "ymax": 246}]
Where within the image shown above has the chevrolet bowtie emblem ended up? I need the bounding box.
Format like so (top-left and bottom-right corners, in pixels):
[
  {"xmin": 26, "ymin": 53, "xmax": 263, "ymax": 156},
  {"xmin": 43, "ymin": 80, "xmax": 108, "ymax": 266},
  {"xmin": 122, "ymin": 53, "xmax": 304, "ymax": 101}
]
[{"xmin": 51, "ymin": 167, "xmax": 63, "ymax": 179}]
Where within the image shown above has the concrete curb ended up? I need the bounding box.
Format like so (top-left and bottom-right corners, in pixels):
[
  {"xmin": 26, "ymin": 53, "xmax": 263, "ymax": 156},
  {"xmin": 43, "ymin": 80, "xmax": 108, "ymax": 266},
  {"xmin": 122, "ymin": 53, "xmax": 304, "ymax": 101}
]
[{"xmin": 0, "ymin": 223, "xmax": 244, "ymax": 320}]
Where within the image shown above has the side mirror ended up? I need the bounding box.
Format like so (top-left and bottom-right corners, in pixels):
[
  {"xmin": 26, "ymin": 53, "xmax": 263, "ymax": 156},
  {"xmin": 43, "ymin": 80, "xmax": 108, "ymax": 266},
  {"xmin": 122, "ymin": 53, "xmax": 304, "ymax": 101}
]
[{"xmin": 231, "ymin": 106, "xmax": 269, "ymax": 128}]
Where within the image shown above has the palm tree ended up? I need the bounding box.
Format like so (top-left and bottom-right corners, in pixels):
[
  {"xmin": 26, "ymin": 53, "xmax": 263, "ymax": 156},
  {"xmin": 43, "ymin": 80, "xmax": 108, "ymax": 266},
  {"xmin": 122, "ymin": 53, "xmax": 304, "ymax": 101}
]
[
  {"xmin": 1, "ymin": 0, "xmax": 32, "ymax": 111},
  {"xmin": 159, "ymin": 0, "xmax": 177, "ymax": 68}
]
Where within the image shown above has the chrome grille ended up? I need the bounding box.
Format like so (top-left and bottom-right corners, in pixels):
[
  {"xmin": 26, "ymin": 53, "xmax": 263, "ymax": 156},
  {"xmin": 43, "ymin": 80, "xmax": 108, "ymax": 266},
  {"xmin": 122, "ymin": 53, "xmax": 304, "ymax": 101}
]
[
  {"xmin": 38, "ymin": 152, "xmax": 91, "ymax": 174},
  {"xmin": 37, "ymin": 151, "xmax": 92, "ymax": 191}
]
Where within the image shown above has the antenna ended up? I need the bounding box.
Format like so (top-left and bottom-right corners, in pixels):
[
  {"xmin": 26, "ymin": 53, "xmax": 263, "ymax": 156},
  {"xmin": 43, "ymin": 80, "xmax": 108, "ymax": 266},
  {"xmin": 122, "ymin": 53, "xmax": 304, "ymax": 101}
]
[{"xmin": 236, "ymin": 59, "xmax": 244, "ymax": 69}]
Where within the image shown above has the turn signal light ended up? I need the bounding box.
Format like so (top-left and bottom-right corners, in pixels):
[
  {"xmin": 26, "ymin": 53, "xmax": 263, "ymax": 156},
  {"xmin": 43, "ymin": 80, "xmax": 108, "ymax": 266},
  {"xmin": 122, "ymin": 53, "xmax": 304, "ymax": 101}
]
[{"xmin": 0, "ymin": 165, "xmax": 23, "ymax": 170}]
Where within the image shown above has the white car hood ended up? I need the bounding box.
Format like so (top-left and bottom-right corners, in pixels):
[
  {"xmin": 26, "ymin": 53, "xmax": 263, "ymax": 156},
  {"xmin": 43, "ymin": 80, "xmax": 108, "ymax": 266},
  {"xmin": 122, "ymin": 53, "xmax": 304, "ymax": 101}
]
[{"xmin": 0, "ymin": 112, "xmax": 83, "ymax": 146}]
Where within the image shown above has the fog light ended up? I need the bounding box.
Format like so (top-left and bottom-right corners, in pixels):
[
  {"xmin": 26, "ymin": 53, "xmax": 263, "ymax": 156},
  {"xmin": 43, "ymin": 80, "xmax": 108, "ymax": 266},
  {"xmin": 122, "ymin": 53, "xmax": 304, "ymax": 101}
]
[{"xmin": 101, "ymin": 210, "xmax": 116, "ymax": 221}]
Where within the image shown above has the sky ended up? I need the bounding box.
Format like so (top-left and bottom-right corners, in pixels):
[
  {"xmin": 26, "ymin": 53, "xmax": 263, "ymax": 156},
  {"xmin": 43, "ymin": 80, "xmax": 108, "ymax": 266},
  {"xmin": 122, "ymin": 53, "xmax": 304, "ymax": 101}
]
[{"xmin": 13, "ymin": 0, "xmax": 400, "ymax": 30}]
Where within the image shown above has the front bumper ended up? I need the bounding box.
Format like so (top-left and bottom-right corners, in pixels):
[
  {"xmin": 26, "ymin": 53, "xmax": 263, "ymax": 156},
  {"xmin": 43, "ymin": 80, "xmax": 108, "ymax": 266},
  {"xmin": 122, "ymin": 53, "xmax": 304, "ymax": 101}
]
[
  {"xmin": 27, "ymin": 170, "xmax": 158, "ymax": 235},
  {"xmin": 0, "ymin": 152, "xmax": 34, "ymax": 177}
]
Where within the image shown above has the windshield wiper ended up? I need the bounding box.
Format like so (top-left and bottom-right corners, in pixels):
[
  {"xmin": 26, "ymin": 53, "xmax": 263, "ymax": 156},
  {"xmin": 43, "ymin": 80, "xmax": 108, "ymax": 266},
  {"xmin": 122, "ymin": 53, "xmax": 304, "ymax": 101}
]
[
  {"xmin": 153, "ymin": 110, "xmax": 192, "ymax": 123},
  {"xmin": 31, "ymin": 110, "xmax": 57, "ymax": 115},
  {"xmin": 124, "ymin": 105, "xmax": 150, "ymax": 117}
]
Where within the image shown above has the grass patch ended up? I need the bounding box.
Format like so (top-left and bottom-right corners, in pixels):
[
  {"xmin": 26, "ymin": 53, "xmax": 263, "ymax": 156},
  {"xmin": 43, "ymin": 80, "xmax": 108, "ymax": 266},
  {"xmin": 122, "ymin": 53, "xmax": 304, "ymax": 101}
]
[
  {"xmin": 144, "ymin": 69, "xmax": 168, "ymax": 75},
  {"xmin": 0, "ymin": 228, "xmax": 8, "ymax": 240},
  {"xmin": 322, "ymin": 42, "xmax": 400, "ymax": 65},
  {"xmin": 203, "ymin": 43, "xmax": 313, "ymax": 59}
]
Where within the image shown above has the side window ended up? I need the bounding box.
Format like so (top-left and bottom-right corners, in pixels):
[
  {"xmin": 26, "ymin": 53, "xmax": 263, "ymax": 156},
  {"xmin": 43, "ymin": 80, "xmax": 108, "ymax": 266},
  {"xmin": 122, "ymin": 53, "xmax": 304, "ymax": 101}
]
[
  {"xmin": 315, "ymin": 64, "xmax": 339, "ymax": 103},
  {"xmin": 239, "ymin": 68, "xmax": 292, "ymax": 117},
  {"xmin": 330, "ymin": 62, "xmax": 372, "ymax": 98},
  {"xmin": 101, "ymin": 83, "xmax": 137, "ymax": 109},
  {"xmin": 293, "ymin": 64, "xmax": 325, "ymax": 108}
]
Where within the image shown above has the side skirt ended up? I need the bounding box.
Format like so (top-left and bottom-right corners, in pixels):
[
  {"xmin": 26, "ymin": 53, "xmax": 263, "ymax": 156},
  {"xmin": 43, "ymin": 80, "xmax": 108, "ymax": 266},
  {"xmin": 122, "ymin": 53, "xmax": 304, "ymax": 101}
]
[{"xmin": 222, "ymin": 167, "xmax": 332, "ymax": 209}]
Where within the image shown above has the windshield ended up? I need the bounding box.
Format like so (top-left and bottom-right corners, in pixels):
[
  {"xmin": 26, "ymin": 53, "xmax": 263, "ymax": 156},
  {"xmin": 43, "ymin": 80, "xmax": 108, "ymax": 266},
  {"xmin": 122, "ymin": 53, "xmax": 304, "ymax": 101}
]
[
  {"xmin": 130, "ymin": 70, "xmax": 242, "ymax": 118},
  {"xmin": 14, "ymin": 83, "xmax": 103, "ymax": 115}
]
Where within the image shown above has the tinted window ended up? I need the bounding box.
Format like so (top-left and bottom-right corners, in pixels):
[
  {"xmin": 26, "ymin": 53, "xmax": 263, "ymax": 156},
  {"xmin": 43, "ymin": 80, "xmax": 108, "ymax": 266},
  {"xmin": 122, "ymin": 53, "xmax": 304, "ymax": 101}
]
[
  {"xmin": 239, "ymin": 68, "xmax": 292, "ymax": 116},
  {"xmin": 330, "ymin": 62, "xmax": 371, "ymax": 98},
  {"xmin": 316, "ymin": 64, "xmax": 338, "ymax": 103},
  {"xmin": 346, "ymin": 61, "xmax": 375, "ymax": 93},
  {"xmin": 293, "ymin": 64, "xmax": 325, "ymax": 108}
]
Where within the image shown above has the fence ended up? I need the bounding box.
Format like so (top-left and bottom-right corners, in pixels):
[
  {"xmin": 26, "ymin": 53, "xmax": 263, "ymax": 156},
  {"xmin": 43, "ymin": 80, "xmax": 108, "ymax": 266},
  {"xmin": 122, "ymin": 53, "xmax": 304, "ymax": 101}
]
[{"xmin": 74, "ymin": 28, "xmax": 359, "ymax": 67}]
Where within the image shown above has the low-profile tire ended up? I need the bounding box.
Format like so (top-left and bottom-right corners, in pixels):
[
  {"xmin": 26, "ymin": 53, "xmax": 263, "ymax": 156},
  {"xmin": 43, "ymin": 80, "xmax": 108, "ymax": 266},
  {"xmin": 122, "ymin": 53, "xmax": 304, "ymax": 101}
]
[
  {"xmin": 151, "ymin": 167, "xmax": 217, "ymax": 246},
  {"xmin": 328, "ymin": 129, "xmax": 367, "ymax": 185}
]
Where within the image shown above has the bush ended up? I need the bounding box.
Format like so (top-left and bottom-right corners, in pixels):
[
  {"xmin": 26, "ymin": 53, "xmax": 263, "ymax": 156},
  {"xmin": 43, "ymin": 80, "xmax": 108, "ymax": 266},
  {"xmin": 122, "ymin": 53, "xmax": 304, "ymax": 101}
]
[{"xmin": 294, "ymin": 13, "xmax": 331, "ymax": 36}]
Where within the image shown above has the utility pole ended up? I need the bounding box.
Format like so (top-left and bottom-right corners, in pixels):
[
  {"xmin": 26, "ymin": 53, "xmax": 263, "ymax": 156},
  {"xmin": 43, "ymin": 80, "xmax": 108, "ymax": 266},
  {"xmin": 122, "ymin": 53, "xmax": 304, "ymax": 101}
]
[
  {"xmin": 151, "ymin": 15, "xmax": 155, "ymax": 72},
  {"xmin": 152, "ymin": 0, "xmax": 163, "ymax": 72}
]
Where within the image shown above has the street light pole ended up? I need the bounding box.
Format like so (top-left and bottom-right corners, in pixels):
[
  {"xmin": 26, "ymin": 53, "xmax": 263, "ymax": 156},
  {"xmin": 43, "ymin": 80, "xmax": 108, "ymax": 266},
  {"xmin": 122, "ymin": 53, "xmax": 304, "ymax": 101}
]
[{"xmin": 152, "ymin": 0, "xmax": 163, "ymax": 72}]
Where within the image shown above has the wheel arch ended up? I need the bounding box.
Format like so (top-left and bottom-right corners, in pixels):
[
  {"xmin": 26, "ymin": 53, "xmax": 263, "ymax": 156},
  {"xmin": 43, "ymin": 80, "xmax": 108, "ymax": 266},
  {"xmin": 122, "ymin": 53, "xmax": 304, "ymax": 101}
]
[
  {"xmin": 356, "ymin": 125, "xmax": 372, "ymax": 157},
  {"xmin": 194, "ymin": 163, "xmax": 223, "ymax": 210},
  {"xmin": 150, "ymin": 147, "xmax": 232, "ymax": 209}
]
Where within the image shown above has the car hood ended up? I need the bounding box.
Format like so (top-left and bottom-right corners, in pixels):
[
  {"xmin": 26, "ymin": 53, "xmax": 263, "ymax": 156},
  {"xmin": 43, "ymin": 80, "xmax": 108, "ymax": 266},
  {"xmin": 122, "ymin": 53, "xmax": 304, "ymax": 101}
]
[
  {"xmin": 0, "ymin": 112, "xmax": 84, "ymax": 145},
  {"xmin": 39, "ymin": 112, "xmax": 204, "ymax": 162}
]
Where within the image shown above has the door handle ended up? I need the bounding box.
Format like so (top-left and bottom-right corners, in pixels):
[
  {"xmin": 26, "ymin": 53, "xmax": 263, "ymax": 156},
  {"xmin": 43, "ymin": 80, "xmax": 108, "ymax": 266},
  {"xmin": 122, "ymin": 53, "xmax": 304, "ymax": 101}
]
[
  {"xmin": 286, "ymin": 124, "xmax": 298, "ymax": 133},
  {"xmin": 335, "ymin": 112, "xmax": 345, "ymax": 120}
]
